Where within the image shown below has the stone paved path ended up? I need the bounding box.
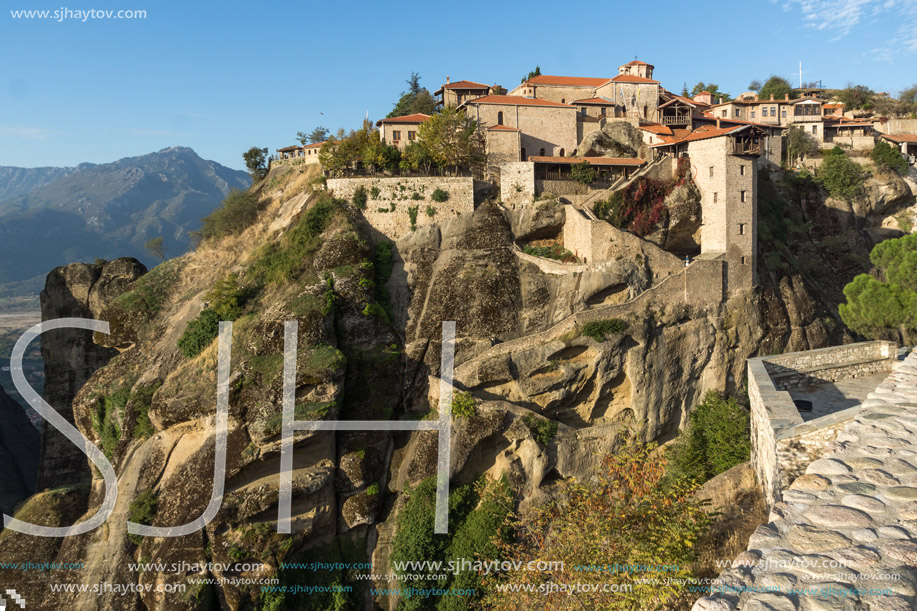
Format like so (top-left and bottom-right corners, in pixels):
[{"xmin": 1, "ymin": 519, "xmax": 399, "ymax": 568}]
[{"xmin": 694, "ymin": 351, "xmax": 917, "ymax": 611}]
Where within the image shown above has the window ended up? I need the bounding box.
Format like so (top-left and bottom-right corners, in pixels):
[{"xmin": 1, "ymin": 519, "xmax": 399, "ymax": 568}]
[
  {"xmin": 713, "ymin": 192, "xmax": 718, "ymax": 203},
  {"xmin": 772, "ymin": 107, "xmax": 777, "ymax": 115},
  {"xmin": 521, "ymin": 148, "xmax": 526, "ymax": 161},
  {"xmin": 741, "ymin": 256, "xmax": 748, "ymax": 265},
  {"xmin": 739, "ymin": 165, "xmax": 745, "ymax": 176},
  {"xmin": 392, "ymin": 130, "xmax": 401, "ymax": 141},
  {"xmin": 580, "ymin": 107, "xmax": 587, "ymax": 117},
  {"xmin": 735, "ymin": 108, "xmax": 743, "ymax": 117},
  {"xmin": 750, "ymin": 111, "xmax": 756, "ymax": 119},
  {"xmin": 739, "ymin": 223, "xmax": 746, "ymax": 235},
  {"xmin": 540, "ymin": 148, "xmax": 545, "ymax": 156},
  {"xmin": 561, "ymin": 99, "xmax": 565, "ymax": 104},
  {"xmin": 761, "ymin": 108, "xmax": 767, "ymax": 117},
  {"xmin": 782, "ymin": 110, "xmax": 787, "ymax": 118},
  {"xmin": 721, "ymin": 110, "xmax": 727, "ymax": 117},
  {"xmin": 559, "ymin": 148, "xmax": 565, "ymax": 157},
  {"xmin": 408, "ymin": 131, "xmax": 416, "ymax": 141},
  {"xmin": 600, "ymin": 107, "xmax": 606, "ymax": 116},
  {"xmin": 709, "ymin": 166, "xmax": 714, "ymax": 177},
  {"xmin": 740, "ymin": 190, "xmax": 747, "ymax": 202},
  {"xmin": 811, "ymin": 125, "xmax": 817, "ymax": 135},
  {"xmin": 497, "ymin": 111, "xmax": 504, "ymax": 125}
]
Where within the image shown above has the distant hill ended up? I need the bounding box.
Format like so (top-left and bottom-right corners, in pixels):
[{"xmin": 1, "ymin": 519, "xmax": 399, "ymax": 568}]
[{"xmin": 0, "ymin": 147, "xmax": 250, "ymax": 293}]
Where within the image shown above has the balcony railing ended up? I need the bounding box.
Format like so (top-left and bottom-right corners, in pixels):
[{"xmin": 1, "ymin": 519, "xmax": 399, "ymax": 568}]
[{"xmin": 661, "ymin": 114, "xmax": 691, "ymax": 126}]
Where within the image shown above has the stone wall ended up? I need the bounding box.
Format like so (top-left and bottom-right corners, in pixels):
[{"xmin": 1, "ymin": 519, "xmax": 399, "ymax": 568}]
[
  {"xmin": 747, "ymin": 341, "xmax": 897, "ymax": 509},
  {"xmin": 876, "ymin": 118, "xmax": 917, "ymax": 135},
  {"xmin": 500, "ymin": 162, "xmax": 535, "ymax": 208},
  {"xmin": 327, "ymin": 177, "xmax": 477, "ymax": 241}
]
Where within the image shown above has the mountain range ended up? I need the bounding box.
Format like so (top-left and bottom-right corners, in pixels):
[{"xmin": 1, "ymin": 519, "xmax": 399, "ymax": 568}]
[{"xmin": 0, "ymin": 147, "xmax": 250, "ymax": 296}]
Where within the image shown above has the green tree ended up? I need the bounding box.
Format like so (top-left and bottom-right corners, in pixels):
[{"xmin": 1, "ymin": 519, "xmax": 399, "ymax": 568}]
[
  {"xmin": 840, "ymin": 234, "xmax": 917, "ymax": 339},
  {"xmin": 666, "ymin": 391, "xmax": 750, "ymax": 483},
  {"xmin": 786, "ymin": 125, "xmax": 818, "ymax": 165},
  {"xmin": 872, "ymin": 140, "xmax": 908, "ymax": 175},
  {"xmin": 837, "ymin": 83, "xmax": 875, "ymax": 110},
  {"xmin": 899, "ymin": 84, "xmax": 917, "ymax": 115},
  {"xmin": 144, "ymin": 236, "xmax": 165, "ymax": 261},
  {"xmin": 521, "ymin": 65, "xmax": 541, "ymax": 84},
  {"xmin": 818, "ymin": 146, "xmax": 864, "ymax": 200},
  {"xmin": 200, "ymin": 189, "xmax": 263, "ymax": 240},
  {"xmin": 296, "ymin": 126, "xmax": 329, "ymax": 145},
  {"xmin": 758, "ymin": 75, "xmax": 793, "ymax": 101},
  {"xmin": 490, "ymin": 84, "xmax": 507, "ymax": 95},
  {"xmin": 400, "ymin": 140, "xmax": 437, "ymax": 174},
  {"xmin": 690, "ymin": 82, "xmax": 731, "ymax": 102},
  {"xmin": 417, "ymin": 107, "xmax": 483, "ymax": 174},
  {"xmin": 681, "ymin": 82, "xmax": 690, "ymax": 96},
  {"xmin": 570, "ymin": 160, "xmax": 597, "ymax": 185},
  {"xmin": 748, "ymin": 79, "xmax": 762, "ymax": 92},
  {"xmin": 388, "ymin": 72, "xmax": 438, "ymax": 118},
  {"xmin": 242, "ymin": 146, "xmax": 269, "ymax": 180}
]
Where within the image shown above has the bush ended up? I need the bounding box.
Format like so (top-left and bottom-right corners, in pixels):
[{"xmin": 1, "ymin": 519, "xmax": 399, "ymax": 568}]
[
  {"xmin": 593, "ymin": 177, "xmax": 670, "ymax": 236},
  {"xmin": 177, "ymin": 309, "xmax": 221, "ymax": 358},
  {"xmin": 116, "ymin": 260, "xmax": 182, "ymax": 320},
  {"xmin": 425, "ymin": 205, "xmax": 436, "ymax": 217},
  {"xmin": 407, "ymin": 205, "xmax": 419, "ymax": 231},
  {"xmin": 250, "ymin": 193, "xmax": 342, "ymax": 285},
  {"xmin": 131, "ymin": 381, "xmax": 161, "ymax": 440},
  {"xmin": 92, "ymin": 385, "xmax": 129, "ymax": 459},
  {"xmin": 871, "ymin": 140, "xmax": 908, "ymax": 175},
  {"xmin": 521, "ymin": 243, "xmax": 578, "ymax": 263},
  {"xmin": 818, "ymin": 146, "xmax": 864, "ymax": 200},
  {"xmin": 431, "ymin": 188, "xmax": 449, "ymax": 202},
  {"xmin": 128, "ymin": 489, "xmax": 158, "ymax": 546},
  {"xmin": 483, "ymin": 434, "xmax": 709, "ymax": 609},
  {"xmin": 523, "ymin": 414, "xmax": 557, "ymax": 446},
  {"xmin": 570, "ymin": 160, "xmax": 597, "ymax": 185},
  {"xmin": 352, "ymin": 185, "xmax": 368, "ymax": 210},
  {"xmin": 200, "ymin": 189, "xmax": 263, "ymax": 241},
  {"xmin": 666, "ymin": 391, "xmax": 750, "ymax": 483},
  {"xmin": 451, "ymin": 391, "xmax": 476, "ymax": 417},
  {"xmin": 369, "ymin": 186, "xmax": 380, "ymax": 199},
  {"xmin": 580, "ymin": 318, "xmax": 628, "ymax": 341}
]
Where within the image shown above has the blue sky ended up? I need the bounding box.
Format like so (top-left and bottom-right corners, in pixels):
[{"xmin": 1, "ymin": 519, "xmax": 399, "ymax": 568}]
[{"xmin": 2, "ymin": 0, "xmax": 916, "ymax": 171}]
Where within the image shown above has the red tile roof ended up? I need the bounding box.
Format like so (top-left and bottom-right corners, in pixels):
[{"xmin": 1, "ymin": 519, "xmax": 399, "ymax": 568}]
[
  {"xmin": 638, "ymin": 123, "xmax": 673, "ymax": 136},
  {"xmin": 572, "ymin": 97, "xmax": 616, "ymax": 105},
  {"xmin": 486, "ymin": 125, "xmax": 520, "ymax": 131},
  {"xmin": 610, "ymin": 74, "xmax": 660, "ymax": 84},
  {"xmin": 649, "ymin": 124, "xmax": 749, "ymax": 147},
  {"xmin": 303, "ymin": 141, "xmax": 325, "ymax": 149},
  {"xmin": 525, "ymin": 75, "xmax": 610, "ymax": 87},
  {"xmin": 377, "ymin": 113, "xmax": 431, "ymax": 125},
  {"xmin": 623, "ymin": 60, "xmax": 652, "ymax": 67},
  {"xmin": 464, "ymin": 95, "xmax": 575, "ymax": 108},
  {"xmin": 882, "ymin": 134, "xmax": 917, "ymax": 143},
  {"xmin": 277, "ymin": 145, "xmax": 300, "ymax": 152},
  {"xmin": 441, "ymin": 80, "xmax": 490, "ymax": 90},
  {"xmin": 529, "ymin": 156, "xmax": 646, "ymax": 166}
]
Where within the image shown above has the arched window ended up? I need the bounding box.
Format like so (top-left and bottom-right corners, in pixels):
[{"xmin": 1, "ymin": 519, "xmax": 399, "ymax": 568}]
[
  {"xmin": 540, "ymin": 148, "xmax": 545, "ymax": 156},
  {"xmin": 521, "ymin": 148, "xmax": 526, "ymax": 161},
  {"xmin": 561, "ymin": 99, "xmax": 565, "ymax": 104},
  {"xmin": 497, "ymin": 111, "xmax": 504, "ymax": 126},
  {"xmin": 559, "ymin": 148, "xmax": 565, "ymax": 157}
]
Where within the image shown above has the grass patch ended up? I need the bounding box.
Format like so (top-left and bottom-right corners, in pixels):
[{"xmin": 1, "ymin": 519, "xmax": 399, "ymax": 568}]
[
  {"xmin": 580, "ymin": 318, "xmax": 628, "ymax": 341},
  {"xmin": 115, "ymin": 259, "xmax": 183, "ymax": 320},
  {"xmin": 451, "ymin": 391, "xmax": 476, "ymax": 417},
  {"xmin": 92, "ymin": 384, "xmax": 131, "ymax": 459},
  {"xmin": 199, "ymin": 189, "xmax": 265, "ymax": 241},
  {"xmin": 522, "ymin": 243, "xmax": 578, "ymax": 263},
  {"xmin": 131, "ymin": 381, "xmax": 161, "ymax": 439}
]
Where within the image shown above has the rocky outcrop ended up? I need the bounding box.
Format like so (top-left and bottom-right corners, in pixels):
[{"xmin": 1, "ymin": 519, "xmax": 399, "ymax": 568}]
[
  {"xmin": 0, "ymin": 385, "xmax": 39, "ymax": 517},
  {"xmin": 576, "ymin": 120, "xmax": 644, "ymax": 158},
  {"xmin": 37, "ymin": 257, "xmax": 146, "ymax": 490}
]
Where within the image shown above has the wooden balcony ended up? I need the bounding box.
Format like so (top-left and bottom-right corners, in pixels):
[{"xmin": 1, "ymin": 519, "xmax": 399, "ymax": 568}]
[
  {"xmin": 732, "ymin": 137, "xmax": 761, "ymax": 156},
  {"xmin": 661, "ymin": 113, "xmax": 691, "ymax": 126}
]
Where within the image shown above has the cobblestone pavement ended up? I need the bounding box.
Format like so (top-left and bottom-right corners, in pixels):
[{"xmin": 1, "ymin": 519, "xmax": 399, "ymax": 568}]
[{"xmin": 694, "ymin": 351, "xmax": 917, "ymax": 611}]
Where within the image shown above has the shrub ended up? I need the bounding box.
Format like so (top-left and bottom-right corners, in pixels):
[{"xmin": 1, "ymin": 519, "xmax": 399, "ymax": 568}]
[
  {"xmin": 369, "ymin": 186, "xmax": 380, "ymax": 199},
  {"xmin": 407, "ymin": 205, "xmax": 419, "ymax": 231},
  {"xmin": 366, "ymin": 483, "xmax": 380, "ymax": 496},
  {"xmin": 206, "ymin": 273, "xmax": 246, "ymax": 320},
  {"xmin": 522, "ymin": 243, "xmax": 578, "ymax": 263},
  {"xmin": 666, "ymin": 391, "xmax": 750, "ymax": 483},
  {"xmin": 250, "ymin": 193, "xmax": 342, "ymax": 285},
  {"xmin": 128, "ymin": 489, "xmax": 158, "ymax": 546},
  {"xmin": 483, "ymin": 434, "xmax": 709, "ymax": 610},
  {"xmin": 352, "ymin": 185, "xmax": 368, "ymax": 210},
  {"xmin": 200, "ymin": 189, "xmax": 263, "ymax": 241},
  {"xmin": 177, "ymin": 309, "xmax": 221, "ymax": 358},
  {"xmin": 451, "ymin": 391, "xmax": 476, "ymax": 417},
  {"xmin": 871, "ymin": 140, "xmax": 908, "ymax": 175},
  {"xmin": 570, "ymin": 160, "xmax": 597, "ymax": 185},
  {"xmin": 523, "ymin": 414, "xmax": 557, "ymax": 446},
  {"xmin": 92, "ymin": 385, "xmax": 129, "ymax": 459},
  {"xmin": 580, "ymin": 318, "xmax": 628, "ymax": 341},
  {"xmin": 818, "ymin": 146, "xmax": 864, "ymax": 200},
  {"xmin": 593, "ymin": 177, "xmax": 670, "ymax": 236},
  {"xmin": 431, "ymin": 188, "xmax": 449, "ymax": 202},
  {"xmin": 131, "ymin": 381, "xmax": 161, "ymax": 440},
  {"xmin": 116, "ymin": 260, "xmax": 182, "ymax": 320},
  {"xmin": 425, "ymin": 205, "xmax": 436, "ymax": 217}
]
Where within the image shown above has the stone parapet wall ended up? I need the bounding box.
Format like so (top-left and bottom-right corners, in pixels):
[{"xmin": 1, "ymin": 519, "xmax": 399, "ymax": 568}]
[
  {"xmin": 499, "ymin": 162, "xmax": 535, "ymax": 208},
  {"xmin": 327, "ymin": 177, "xmax": 476, "ymax": 241},
  {"xmin": 695, "ymin": 350, "xmax": 917, "ymax": 610},
  {"xmin": 748, "ymin": 341, "xmax": 897, "ymax": 510}
]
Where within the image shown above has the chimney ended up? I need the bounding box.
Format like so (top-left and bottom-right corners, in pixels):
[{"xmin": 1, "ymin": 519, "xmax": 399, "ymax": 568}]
[
  {"xmin": 716, "ymin": 118, "xmax": 721, "ymax": 128},
  {"xmin": 770, "ymin": 94, "xmax": 774, "ymax": 101},
  {"xmin": 446, "ymin": 76, "xmax": 450, "ymax": 84},
  {"xmin": 785, "ymin": 93, "xmax": 789, "ymax": 100},
  {"xmin": 718, "ymin": 97, "xmax": 723, "ymax": 104}
]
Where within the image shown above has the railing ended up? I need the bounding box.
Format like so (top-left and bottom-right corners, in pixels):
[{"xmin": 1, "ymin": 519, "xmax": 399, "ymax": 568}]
[{"xmin": 661, "ymin": 114, "xmax": 690, "ymax": 126}]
